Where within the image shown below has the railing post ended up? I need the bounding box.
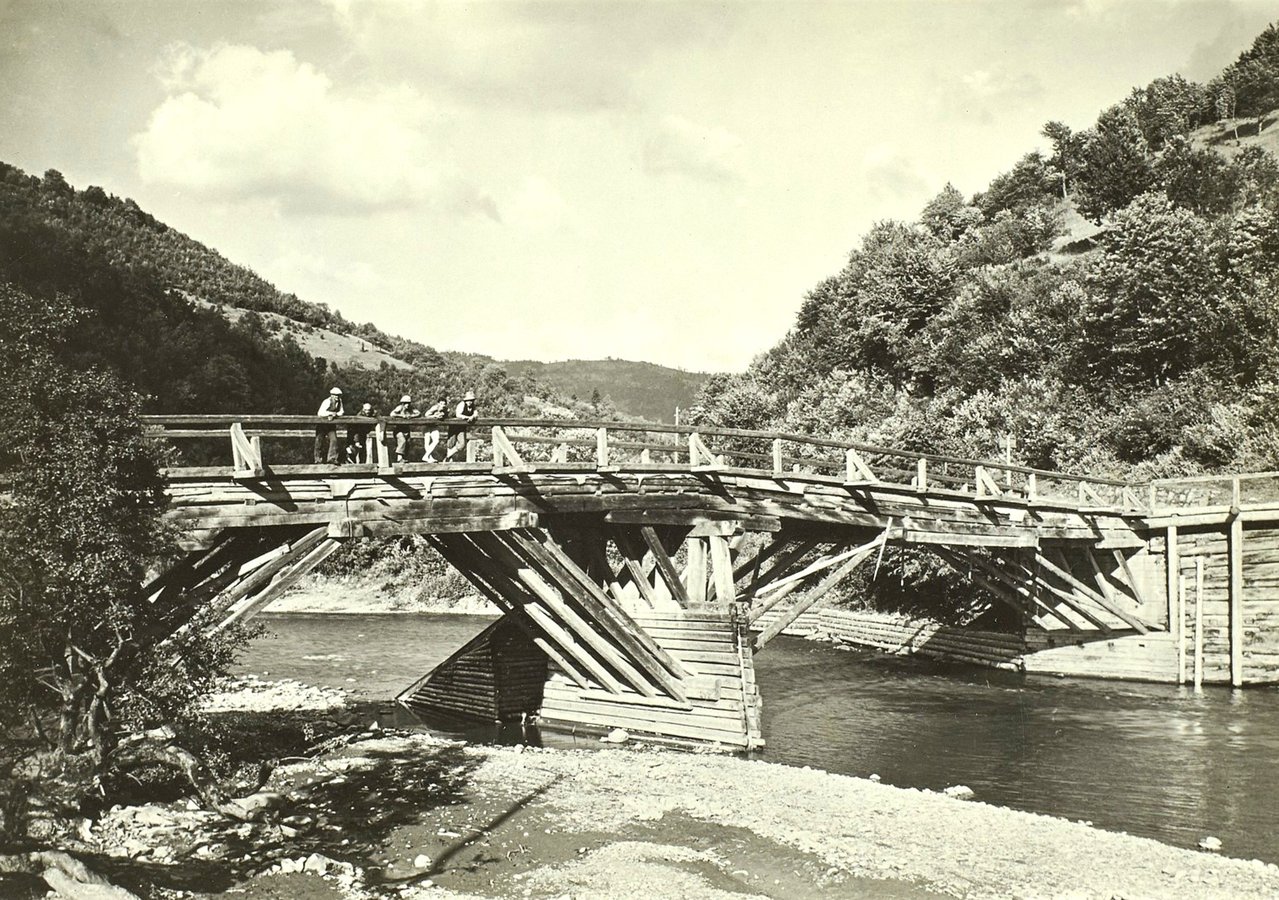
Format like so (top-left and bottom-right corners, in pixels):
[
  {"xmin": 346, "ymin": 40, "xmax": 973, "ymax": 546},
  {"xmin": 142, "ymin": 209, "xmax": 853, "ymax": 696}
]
[
  {"xmin": 596, "ymin": 427, "xmax": 609, "ymax": 468},
  {"xmin": 689, "ymin": 432, "xmax": 700, "ymax": 466},
  {"xmin": 640, "ymin": 448, "xmax": 651, "ymax": 464},
  {"xmin": 772, "ymin": 438, "xmax": 783, "ymax": 474},
  {"xmin": 1148, "ymin": 482, "xmax": 1158, "ymax": 514},
  {"xmin": 975, "ymin": 465, "xmax": 986, "ymax": 497},
  {"xmin": 916, "ymin": 458, "xmax": 927, "ymax": 491},
  {"xmin": 375, "ymin": 422, "xmax": 390, "ymax": 469},
  {"xmin": 1027, "ymin": 472, "xmax": 1037, "ymax": 502},
  {"xmin": 1232, "ymin": 476, "xmax": 1241, "ymax": 510},
  {"xmin": 492, "ymin": 426, "xmax": 504, "ymax": 468},
  {"xmin": 466, "ymin": 436, "xmax": 479, "ymax": 463}
]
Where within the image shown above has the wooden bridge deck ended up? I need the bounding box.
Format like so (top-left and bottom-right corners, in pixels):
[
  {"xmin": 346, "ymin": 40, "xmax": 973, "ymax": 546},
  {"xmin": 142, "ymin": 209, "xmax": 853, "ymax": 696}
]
[{"xmin": 135, "ymin": 415, "xmax": 1279, "ymax": 746}]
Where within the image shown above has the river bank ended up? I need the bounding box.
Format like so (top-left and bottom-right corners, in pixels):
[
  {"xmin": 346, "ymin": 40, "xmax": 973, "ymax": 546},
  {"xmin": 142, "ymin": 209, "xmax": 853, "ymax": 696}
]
[
  {"xmin": 268, "ymin": 575, "xmax": 497, "ymax": 615},
  {"xmin": 36, "ymin": 676, "xmax": 1279, "ymax": 900}
]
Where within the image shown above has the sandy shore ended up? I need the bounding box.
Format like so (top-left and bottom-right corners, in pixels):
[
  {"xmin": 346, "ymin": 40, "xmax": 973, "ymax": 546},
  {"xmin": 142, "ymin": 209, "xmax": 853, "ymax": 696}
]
[
  {"xmin": 268, "ymin": 575, "xmax": 497, "ymax": 615},
  {"xmin": 51, "ymin": 677, "xmax": 1279, "ymax": 900}
]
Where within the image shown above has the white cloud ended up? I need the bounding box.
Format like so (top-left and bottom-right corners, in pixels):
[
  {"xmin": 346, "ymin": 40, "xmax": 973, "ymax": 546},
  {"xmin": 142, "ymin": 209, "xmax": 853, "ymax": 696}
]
[
  {"xmin": 501, "ymin": 176, "xmax": 568, "ymax": 230},
  {"xmin": 642, "ymin": 116, "xmax": 747, "ymax": 183},
  {"xmin": 133, "ymin": 42, "xmax": 490, "ymax": 216},
  {"xmin": 861, "ymin": 145, "xmax": 932, "ymax": 203},
  {"xmin": 933, "ymin": 66, "xmax": 1044, "ymax": 124}
]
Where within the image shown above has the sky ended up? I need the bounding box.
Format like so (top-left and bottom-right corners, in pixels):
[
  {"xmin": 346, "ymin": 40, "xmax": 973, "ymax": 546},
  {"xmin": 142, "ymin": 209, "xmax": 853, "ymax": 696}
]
[{"xmin": 1, "ymin": 0, "xmax": 1276, "ymax": 372}]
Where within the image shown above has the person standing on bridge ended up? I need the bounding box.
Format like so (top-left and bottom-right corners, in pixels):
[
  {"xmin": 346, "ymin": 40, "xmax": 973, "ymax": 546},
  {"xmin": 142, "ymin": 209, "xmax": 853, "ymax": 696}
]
[
  {"xmin": 390, "ymin": 394, "xmax": 421, "ymax": 463},
  {"xmin": 315, "ymin": 387, "xmax": 344, "ymax": 464},
  {"xmin": 345, "ymin": 401, "xmax": 375, "ymax": 464},
  {"xmin": 446, "ymin": 390, "xmax": 478, "ymax": 460},
  {"xmin": 421, "ymin": 393, "xmax": 448, "ymax": 462}
]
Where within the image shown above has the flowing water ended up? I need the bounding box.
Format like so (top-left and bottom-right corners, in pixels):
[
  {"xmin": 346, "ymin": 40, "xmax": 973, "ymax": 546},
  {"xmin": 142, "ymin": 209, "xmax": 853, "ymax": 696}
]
[{"xmin": 238, "ymin": 613, "xmax": 1279, "ymax": 863}]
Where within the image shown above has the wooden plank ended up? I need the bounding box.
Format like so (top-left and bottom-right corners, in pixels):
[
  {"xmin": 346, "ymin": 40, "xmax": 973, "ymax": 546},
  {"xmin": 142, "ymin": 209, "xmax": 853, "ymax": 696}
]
[
  {"xmin": 642, "ymin": 525, "xmax": 692, "ymax": 608},
  {"xmin": 215, "ymin": 537, "xmax": 342, "ymax": 630},
  {"xmin": 684, "ymin": 537, "xmax": 708, "ymax": 604},
  {"xmin": 754, "ymin": 540, "xmax": 881, "ymax": 652}
]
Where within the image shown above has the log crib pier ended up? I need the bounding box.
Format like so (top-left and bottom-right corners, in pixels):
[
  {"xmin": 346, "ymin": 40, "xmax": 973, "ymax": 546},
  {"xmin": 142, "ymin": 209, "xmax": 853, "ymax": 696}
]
[{"xmin": 139, "ymin": 415, "xmax": 1279, "ymax": 748}]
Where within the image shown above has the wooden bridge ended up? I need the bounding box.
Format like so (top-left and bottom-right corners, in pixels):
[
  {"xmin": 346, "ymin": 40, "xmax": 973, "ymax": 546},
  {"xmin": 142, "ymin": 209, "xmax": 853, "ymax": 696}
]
[{"xmin": 142, "ymin": 415, "xmax": 1279, "ymax": 749}]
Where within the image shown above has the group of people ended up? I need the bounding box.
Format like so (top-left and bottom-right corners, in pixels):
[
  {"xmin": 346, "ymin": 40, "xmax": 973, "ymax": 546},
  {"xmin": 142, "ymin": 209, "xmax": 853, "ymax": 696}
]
[{"xmin": 313, "ymin": 387, "xmax": 479, "ymax": 465}]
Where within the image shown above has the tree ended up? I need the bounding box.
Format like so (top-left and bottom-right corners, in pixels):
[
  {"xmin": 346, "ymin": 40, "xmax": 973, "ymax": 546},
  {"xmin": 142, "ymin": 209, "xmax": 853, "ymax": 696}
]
[
  {"xmin": 1154, "ymin": 136, "xmax": 1241, "ymax": 216},
  {"xmin": 1078, "ymin": 193, "xmax": 1221, "ymax": 384},
  {"xmin": 0, "ymin": 284, "xmax": 252, "ymax": 881},
  {"xmin": 1124, "ymin": 74, "xmax": 1205, "ymax": 150},
  {"xmin": 1041, "ymin": 121, "xmax": 1083, "ymax": 199},
  {"xmin": 1074, "ymin": 106, "xmax": 1156, "ymax": 221},
  {"xmin": 920, "ymin": 184, "xmax": 980, "ymax": 241}
]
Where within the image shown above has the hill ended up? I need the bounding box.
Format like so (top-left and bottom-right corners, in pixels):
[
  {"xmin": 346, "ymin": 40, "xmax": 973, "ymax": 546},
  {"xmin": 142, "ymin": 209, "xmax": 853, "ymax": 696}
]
[
  {"xmin": 0, "ymin": 162, "xmax": 547, "ymax": 418},
  {"xmin": 691, "ymin": 21, "xmax": 1279, "ymax": 622},
  {"xmin": 501, "ymin": 359, "xmax": 710, "ymax": 423}
]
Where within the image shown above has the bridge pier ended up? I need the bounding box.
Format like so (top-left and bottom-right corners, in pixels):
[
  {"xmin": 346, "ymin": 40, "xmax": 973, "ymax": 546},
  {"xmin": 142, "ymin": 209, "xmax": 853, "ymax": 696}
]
[{"xmin": 400, "ymin": 523, "xmax": 764, "ymax": 749}]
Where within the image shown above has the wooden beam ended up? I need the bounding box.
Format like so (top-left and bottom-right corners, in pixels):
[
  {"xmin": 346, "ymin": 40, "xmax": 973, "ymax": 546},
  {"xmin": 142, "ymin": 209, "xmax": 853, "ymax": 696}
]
[
  {"xmin": 641, "ymin": 525, "xmax": 692, "ymax": 608},
  {"xmin": 929, "ymin": 547, "xmax": 1030, "ymax": 626},
  {"xmin": 755, "ymin": 540, "xmax": 876, "ymax": 598},
  {"xmin": 988, "ymin": 550, "xmax": 1108, "ymax": 632},
  {"xmin": 1229, "ymin": 516, "xmax": 1244, "ymax": 687},
  {"xmin": 613, "ymin": 528, "xmax": 661, "ymax": 608},
  {"xmin": 1038, "ymin": 550, "xmax": 1151, "ymax": 633},
  {"xmin": 428, "ymin": 535, "xmax": 592, "ymax": 689},
  {"xmin": 935, "ymin": 546, "xmax": 1081, "ymax": 632},
  {"xmin": 743, "ymin": 539, "xmax": 821, "ymax": 600},
  {"xmin": 215, "ymin": 537, "xmax": 342, "ymax": 630},
  {"xmin": 491, "ymin": 426, "xmax": 533, "ymax": 474},
  {"xmin": 684, "ymin": 537, "xmax": 708, "ymax": 603},
  {"xmin": 462, "ymin": 533, "xmax": 632, "ymax": 695},
  {"xmin": 754, "ymin": 540, "xmax": 882, "ymax": 652},
  {"xmin": 709, "ymin": 534, "xmax": 736, "ymax": 605},
  {"xmin": 510, "ymin": 529, "xmax": 695, "ymax": 688}
]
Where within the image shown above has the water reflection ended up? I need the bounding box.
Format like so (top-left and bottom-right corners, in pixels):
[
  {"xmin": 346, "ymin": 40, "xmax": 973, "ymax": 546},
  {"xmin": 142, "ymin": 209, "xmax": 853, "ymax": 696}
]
[{"xmin": 240, "ymin": 614, "xmax": 1279, "ymax": 862}]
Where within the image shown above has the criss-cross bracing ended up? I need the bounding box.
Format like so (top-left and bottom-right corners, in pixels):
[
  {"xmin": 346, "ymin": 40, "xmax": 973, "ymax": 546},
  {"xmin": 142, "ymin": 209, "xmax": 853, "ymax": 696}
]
[{"xmin": 138, "ymin": 415, "xmax": 1279, "ymax": 747}]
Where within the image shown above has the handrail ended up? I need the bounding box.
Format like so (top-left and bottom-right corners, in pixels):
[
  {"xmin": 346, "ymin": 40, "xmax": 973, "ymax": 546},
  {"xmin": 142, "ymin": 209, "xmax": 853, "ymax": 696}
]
[{"xmin": 139, "ymin": 415, "xmax": 1133, "ymax": 490}]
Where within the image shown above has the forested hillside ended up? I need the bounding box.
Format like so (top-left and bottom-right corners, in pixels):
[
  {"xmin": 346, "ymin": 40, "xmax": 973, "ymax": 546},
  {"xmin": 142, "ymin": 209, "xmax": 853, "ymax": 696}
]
[
  {"xmin": 502, "ymin": 358, "xmax": 709, "ymax": 423},
  {"xmin": 691, "ymin": 25, "xmax": 1279, "ymax": 620},
  {"xmin": 0, "ymin": 163, "xmax": 562, "ymax": 417}
]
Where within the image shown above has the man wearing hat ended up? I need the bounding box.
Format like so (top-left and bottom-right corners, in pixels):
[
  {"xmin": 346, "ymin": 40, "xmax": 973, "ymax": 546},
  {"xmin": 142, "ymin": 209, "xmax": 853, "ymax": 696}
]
[
  {"xmin": 346, "ymin": 401, "xmax": 376, "ymax": 464},
  {"xmin": 315, "ymin": 387, "xmax": 344, "ymax": 464},
  {"xmin": 389, "ymin": 394, "xmax": 421, "ymax": 463},
  {"xmin": 446, "ymin": 390, "xmax": 478, "ymax": 460}
]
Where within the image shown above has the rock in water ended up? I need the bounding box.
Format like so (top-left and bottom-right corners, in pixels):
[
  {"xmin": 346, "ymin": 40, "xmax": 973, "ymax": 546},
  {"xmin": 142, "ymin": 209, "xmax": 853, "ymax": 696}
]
[
  {"xmin": 1199, "ymin": 836, "xmax": 1223, "ymax": 852},
  {"xmin": 943, "ymin": 785, "xmax": 975, "ymax": 800},
  {"xmin": 413, "ymin": 854, "xmax": 432, "ymax": 869},
  {"xmin": 600, "ymin": 728, "xmax": 630, "ymax": 744}
]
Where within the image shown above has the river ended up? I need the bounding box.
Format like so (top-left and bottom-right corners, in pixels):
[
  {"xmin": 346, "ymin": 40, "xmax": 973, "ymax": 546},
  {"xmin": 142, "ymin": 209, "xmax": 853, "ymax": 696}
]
[{"xmin": 238, "ymin": 612, "xmax": 1279, "ymax": 864}]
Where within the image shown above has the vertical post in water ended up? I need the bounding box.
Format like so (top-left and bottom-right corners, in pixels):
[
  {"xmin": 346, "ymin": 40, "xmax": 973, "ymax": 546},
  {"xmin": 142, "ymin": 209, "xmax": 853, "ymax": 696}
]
[
  {"xmin": 1194, "ymin": 556, "xmax": 1205, "ymax": 692},
  {"xmin": 1165, "ymin": 524, "xmax": 1179, "ymax": 659},
  {"xmin": 1177, "ymin": 573, "xmax": 1187, "ymax": 684},
  {"xmin": 1229, "ymin": 516, "xmax": 1244, "ymax": 688}
]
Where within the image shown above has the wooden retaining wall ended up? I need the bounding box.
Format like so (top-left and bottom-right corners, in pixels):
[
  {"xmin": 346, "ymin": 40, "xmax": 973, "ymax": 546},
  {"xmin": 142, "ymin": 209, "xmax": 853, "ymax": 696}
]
[
  {"xmin": 1162, "ymin": 523, "xmax": 1279, "ymax": 686},
  {"xmin": 538, "ymin": 609, "xmax": 763, "ymax": 750},
  {"xmin": 397, "ymin": 617, "xmax": 547, "ymax": 721},
  {"xmin": 751, "ymin": 607, "xmax": 1184, "ymax": 683},
  {"xmin": 1021, "ymin": 631, "xmax": 1178, "ymax": 681}
]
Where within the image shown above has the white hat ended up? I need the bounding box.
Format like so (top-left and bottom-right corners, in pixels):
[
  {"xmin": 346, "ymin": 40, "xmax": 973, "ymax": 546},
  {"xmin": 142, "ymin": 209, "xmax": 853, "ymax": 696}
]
[
  {"xmin": 400, "ymin": 394, "xmax": 412, "ymax": 403},
  {"xmin": 464, "ymin": 390, "xmax": 476, "ymax": 401},
  {"xmin": 330, "ymin": 387, "xmax": 343, "ymax": 395}
]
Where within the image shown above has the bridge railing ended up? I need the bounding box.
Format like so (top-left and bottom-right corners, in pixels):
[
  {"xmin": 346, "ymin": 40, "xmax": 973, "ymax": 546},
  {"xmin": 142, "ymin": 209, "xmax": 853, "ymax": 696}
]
[
  {"xmin": 141, "ymin": 415, "xmax": 1145, "ymax": 513},
  {"xmin": 1150, "ymin": 472, "xmax": 1279, "ymax": 513}
]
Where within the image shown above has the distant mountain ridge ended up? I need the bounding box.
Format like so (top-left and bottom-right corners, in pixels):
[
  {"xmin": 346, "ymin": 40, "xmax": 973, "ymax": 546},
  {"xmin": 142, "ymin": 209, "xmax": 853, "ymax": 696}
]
[{"xmin": 501, "ymin": 359, "xmax": 711, "ymax": 423}]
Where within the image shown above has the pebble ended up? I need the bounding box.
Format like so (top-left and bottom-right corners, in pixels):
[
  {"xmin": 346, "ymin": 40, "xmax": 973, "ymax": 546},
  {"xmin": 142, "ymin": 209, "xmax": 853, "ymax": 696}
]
[
  {"xmin": 943, "ymin": 785, "xmax": 975, "ymax": 800},
  {"xmin": 1200, "ymin": 836, "xmax": 1223, "ymax": 852},
  {"xmin": 413, "ymin": 854, "xmax": 431, "ymax": 869}
]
